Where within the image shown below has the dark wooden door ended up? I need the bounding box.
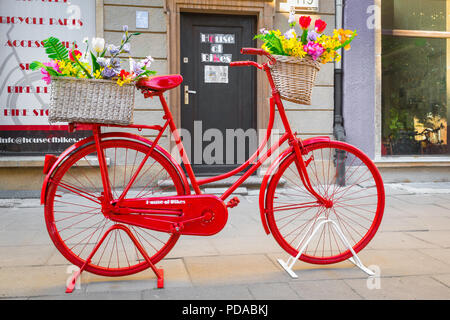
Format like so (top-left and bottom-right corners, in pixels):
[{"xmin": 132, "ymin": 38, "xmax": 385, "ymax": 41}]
[{"xmin": 180, "ymin": 13, "xmax": 257, "ymax": 175}]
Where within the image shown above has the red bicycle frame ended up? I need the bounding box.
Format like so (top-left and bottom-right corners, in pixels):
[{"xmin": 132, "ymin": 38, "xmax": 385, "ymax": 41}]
[
  {"xmin": 72, "ymin": 48, "xmax": 328, "ymax": 212},
  {"xmin": 45, "ymin": 48, "xmax": 386, "ymax": 293}
]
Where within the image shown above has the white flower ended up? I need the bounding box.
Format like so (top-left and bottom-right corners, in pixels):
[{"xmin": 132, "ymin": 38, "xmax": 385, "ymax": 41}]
[
  {"xmin": 129, "ymin": 58, "xmax": 144, "ymax": 75},
  {"xmin": 284, "ymin": 28, "xmax": 296, "ymax": 40},
  {"xmin": 82, "ymin": 37, "xmax": 89, "ymax": 44},
  {"xmin": 288, "ymin": 10, "xmax": 296, "ymax": 25},
  {"xmin": 91, "ymin": 38, "xmax": 105, "ymax": 53}
]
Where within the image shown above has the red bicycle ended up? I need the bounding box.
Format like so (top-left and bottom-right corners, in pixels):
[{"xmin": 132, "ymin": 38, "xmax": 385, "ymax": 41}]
[{"xmin": 41, "ymin": 48, "xmax": 385, "ymax": 291}]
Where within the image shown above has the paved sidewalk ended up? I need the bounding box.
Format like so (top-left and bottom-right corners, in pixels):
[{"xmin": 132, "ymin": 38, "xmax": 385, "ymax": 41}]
[{"xmin": 0, "ymin": 183, "xmax": 450, "ymax": 300}]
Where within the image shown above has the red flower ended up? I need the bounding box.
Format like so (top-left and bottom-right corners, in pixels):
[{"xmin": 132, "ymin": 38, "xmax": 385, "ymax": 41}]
[
  {"xmin": 315, "ymin": 19, "xmax": 327, "ymax": 33},
  {"xmin": 69, "ymin": 49, "xmax": 82, "ymax": 62},
  {"xmin": 119, "ymin": 69, "xmax": 131, "ymax": 79},
  {"xmin": 299, "ymin": 16, "xmax": 312, "ymax": 30}
]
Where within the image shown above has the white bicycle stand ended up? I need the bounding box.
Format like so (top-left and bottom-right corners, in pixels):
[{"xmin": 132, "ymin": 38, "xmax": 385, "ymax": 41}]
[{"xmin": 277, "ymin": 217, "xmax": 375, "ymax": 278}]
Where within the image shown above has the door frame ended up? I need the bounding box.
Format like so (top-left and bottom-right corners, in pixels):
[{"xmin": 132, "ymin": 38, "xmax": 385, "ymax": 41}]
[{"xmin": 165, "ymin": 0, "xmax": 274, "ymax": 150}]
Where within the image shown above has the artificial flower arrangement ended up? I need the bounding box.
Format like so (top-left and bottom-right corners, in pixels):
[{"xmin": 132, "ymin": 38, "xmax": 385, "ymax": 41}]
[
  {"xmin": 255, "ymin": 12, "xmax": 357, "ymax": 64},
  {"xmin": 254, "ymin": 12, "xmax": 357, "ymax": 105},
  {"xmin": 30, "ymin": 25, "xmax": 156, "ymax": 87}
]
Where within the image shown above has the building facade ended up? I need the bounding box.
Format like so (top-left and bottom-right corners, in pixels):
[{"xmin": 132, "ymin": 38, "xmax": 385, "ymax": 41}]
[
  {"xmin": 345, "ymin": 0, "xmax": 450, "ymax": 182},
  {"xmin": 0, "ymin": 0, "xmax": 448, "ymax": 195}
]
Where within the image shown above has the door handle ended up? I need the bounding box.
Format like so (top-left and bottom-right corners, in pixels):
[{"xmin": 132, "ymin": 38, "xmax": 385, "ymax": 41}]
[{"xmin": 184, "ymin": 85, "xmax": 196, "ymax": 104}]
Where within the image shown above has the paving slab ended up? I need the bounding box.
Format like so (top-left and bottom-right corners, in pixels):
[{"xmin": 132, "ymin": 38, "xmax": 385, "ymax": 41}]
[
  {"xmin": 386, "ymin": 182, "xmax": 450, "ymax": 195},
  {"xmin": 0, "ymin": 265, "xmax": 86, "ymax": 298},
  {"xmin": 247, "ymin": 282, "xmax": 300, "ymax": 300},
  {"xmin": 183, "ymin": 254, "xmax": 288, "ymax": 286},
  {"xmin": 432, "ymin": 274, "xmax": 450, "ymax": 287},
  {"xmin": 166, "ymin": 237, "xmax": 220, "ymax": 258},
  {"xmin": 84, "ymin": 258, "xmax": 192, "ymax": 293},
  {"xmin": 367, "ymin": 231, "xmax": 440, "ymax": 250},
  {"xmin": 406, "ymin": 231, "xmax": 450, "ymax": 248},
  {"xmin": 289, "ymin": 279, "xmax": 362, "ymax": 300},
  {"xmin": 0, "ymin": 245, "xmax": 56, "ymax": 267},
  {"xmin": 391, "ymin": 216, "xmax": 450, "ymax": 232},
  {"xmin": 344, "ymin": 275, "xmax": 450, "ymax": 300},
  {"xmin": 352, "ymin": 249, "xmax": 450, "ymax": 277},
  {"xmin": 142, "ymin": 284, "xmax": 254, "ymax": 300},
  {"xmin": 0, "ymin": 185, "xmax": 450, "ymax": 300},
  {"xmin": 418, "ymin": 248, "xmax": 450, "ymax": 265}
]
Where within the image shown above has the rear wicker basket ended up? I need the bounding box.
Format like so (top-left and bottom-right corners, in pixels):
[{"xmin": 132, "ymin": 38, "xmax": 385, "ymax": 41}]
[
  {"xmin": 270, "ymin": 55, "xmax": 321, "ymax": 105},
  {"xmin": 49, "ymin": 77, "xmax": 135, "ymax": 125}
]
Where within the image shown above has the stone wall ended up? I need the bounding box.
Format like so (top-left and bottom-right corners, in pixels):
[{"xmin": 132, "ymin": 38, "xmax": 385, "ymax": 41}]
[
  {"xmin": 103, "ymin": 0, "xmax": 170, "ymax": 150},
  {"xmin": 274, "ymin": 0, "xmax": 335, "ymax": 141}
]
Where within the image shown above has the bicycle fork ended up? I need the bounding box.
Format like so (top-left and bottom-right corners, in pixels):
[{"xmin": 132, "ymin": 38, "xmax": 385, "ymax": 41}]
[{"xmin": 274, "ymin": 95, "xmax": 330, "ymax": 208}]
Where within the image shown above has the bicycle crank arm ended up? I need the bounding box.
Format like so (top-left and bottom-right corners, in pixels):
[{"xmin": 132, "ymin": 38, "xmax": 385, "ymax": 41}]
[{"xmin": 109, "ymin": 195, "xmax": 229, "ymax": 236}]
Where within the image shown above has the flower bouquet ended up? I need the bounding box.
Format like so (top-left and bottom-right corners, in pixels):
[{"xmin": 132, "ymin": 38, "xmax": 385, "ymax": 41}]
[
  {"xmin": 31, "ymin": 26, "xmax": 155, "ymax": 125},
  {"xmin": 255, "ymin": 12, "xmax": 357, "ymax": 104}
]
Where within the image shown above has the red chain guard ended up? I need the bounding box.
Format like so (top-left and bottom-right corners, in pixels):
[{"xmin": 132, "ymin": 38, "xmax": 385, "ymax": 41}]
[{"xmin": 109, "ymin": 195, "xmax": 228, "ymax": 236}]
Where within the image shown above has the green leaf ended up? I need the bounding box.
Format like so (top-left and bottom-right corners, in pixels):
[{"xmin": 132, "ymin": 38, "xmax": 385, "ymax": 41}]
[
  {"xmin": 263, "ymin": 32, "xmax": 285, "ymax": 55},
  {"xmin": 42, "ymin": 37, "xmax": 69, "ymax": 61},
  {"xmin": 71, "ymin": 47, "xmax": 92, "ymax": 79},
  {"xmin": 301, "ymin": 29, "xmax": 308, "ymax": 45},
  {"xmin": 30, "ymin": 61, "xmax": 44, "ymax": 71},
  {"xmin": 90, "ymin": 51, "xmax": 100, "ymax": 74},
  {"xmin": 30, "ymin": 61, "xmax": 62, "ymax": 76},
  {"xmin": 44, "ymin": 66, "xmax": 61, "ymax": 77}
]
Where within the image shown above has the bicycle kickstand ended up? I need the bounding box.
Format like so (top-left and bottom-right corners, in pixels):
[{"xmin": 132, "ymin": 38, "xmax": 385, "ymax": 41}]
[{"xmin": 66, "ymin": 224, "xmax": 164, "ymax": 293}]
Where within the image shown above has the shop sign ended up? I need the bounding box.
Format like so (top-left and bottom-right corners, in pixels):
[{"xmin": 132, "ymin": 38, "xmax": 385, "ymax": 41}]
[
  {"xmin": 284, "ymin": 0, "xmax": 319, "ymax": 12},
  {"xmin": 201, "ymin": 53, "xmax": 232, "ymax": 64},
  {"xmin": 0, "ymin": 0, "xmax": 95, "ymax": 155},
  {"xmin": 200, "ymin": 33, "xmax": 235, "ymax": 44}
]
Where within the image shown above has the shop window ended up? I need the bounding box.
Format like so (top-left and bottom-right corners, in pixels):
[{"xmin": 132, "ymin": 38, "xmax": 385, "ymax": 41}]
[{"xmin": 382, "ymin": 0, "xmax": 450, "ymax": 156}]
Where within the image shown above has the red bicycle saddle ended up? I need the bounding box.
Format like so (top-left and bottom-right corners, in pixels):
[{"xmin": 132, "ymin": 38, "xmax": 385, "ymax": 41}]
[{"xmin": 136, "ymin": 75, "xmax": 183, "ymax": 92}]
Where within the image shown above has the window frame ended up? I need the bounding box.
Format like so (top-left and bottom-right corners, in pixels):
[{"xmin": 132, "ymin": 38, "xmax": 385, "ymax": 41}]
[{"xmin": 375, "ymin": 0, "xmax": 450, "ymax": 162}]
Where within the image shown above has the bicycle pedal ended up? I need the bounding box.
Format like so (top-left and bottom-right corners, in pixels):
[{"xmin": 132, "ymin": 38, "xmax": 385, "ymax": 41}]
[{"xmin": 226, "ymin": 197, "xmax": 240, "ymax": 208}]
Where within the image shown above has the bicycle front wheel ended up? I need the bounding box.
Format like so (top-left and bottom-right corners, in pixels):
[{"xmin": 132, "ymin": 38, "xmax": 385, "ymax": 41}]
[
  {"xmin": 265, "ymin": 140, "xmax": 385, "ymax": 264},
  {"xmin": 45, "ymin": 138, "xmax": 186, "ymax": 276}
]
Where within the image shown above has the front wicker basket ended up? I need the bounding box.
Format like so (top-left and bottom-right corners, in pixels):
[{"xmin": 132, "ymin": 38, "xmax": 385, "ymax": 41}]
[
  {"xmin": 49, "ymin": 77, "xmax": 135, "ymax": 125},
  {"xmin": 270, "ymin": 55, "xmax": 321, "ymax": 105}
]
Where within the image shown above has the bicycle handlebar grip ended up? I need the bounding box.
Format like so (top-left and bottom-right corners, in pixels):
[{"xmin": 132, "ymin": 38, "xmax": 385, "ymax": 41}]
[
  {"xmin": 241, "ymin": 48, "xmax": 266, "ymax": 55},
  {"xmin": 230, "ymin": 61, "xmax": 251, "ymax": 67}
]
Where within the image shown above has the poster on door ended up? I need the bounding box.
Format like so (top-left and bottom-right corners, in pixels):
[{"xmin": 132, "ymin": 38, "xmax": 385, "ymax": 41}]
[{"xmin": 0, "ymin": 0, "xmax": 95, "ymax": 155}]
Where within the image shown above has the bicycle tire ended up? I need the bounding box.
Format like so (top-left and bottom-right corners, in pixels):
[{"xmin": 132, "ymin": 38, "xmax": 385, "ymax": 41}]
[
  {"xmin": 45, "ymin": 138, "xmax": 186, "ymax": 276},
  {"xmin": 265, "ymin": 140, "xmax": 385, "ymax": 264}
]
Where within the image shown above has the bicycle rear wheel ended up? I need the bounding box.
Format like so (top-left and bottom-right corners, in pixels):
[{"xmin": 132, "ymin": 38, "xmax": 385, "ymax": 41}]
[
  {"xmin": 265, "ymin": 140, "xmax": 385, "ymax": 264},
  {"xmin": 45, "ymin": 138, "xmax": 186, "ymax": 276}
]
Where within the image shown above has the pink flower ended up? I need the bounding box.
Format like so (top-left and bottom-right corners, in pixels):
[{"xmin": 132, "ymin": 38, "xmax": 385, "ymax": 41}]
[
  {"xmin": 41, "ymin": 61, "xmax": 60, "ymax": 85},
  {"xmin": 304, "ymin": 42, "xmax": 324, "ymax": 60}
]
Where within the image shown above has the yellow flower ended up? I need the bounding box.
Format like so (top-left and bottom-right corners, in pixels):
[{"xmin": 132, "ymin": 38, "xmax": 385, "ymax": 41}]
[{"xmin": 94, "ymin": 70, "xmax": 102, "ymax": 79}]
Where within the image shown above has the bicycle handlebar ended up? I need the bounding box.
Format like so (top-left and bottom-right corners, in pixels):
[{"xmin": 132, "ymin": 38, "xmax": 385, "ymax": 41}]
[
  {"xmin": 229, "ymin": 61, "xmax": 263, "ymax": 69},
  {"xmin": 241, "ymin": 48, "xmax": 277, "ymax": 64},
  {"xmin": 229, "ymin": 48, "xmax": 276, "ymax": 69}
]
